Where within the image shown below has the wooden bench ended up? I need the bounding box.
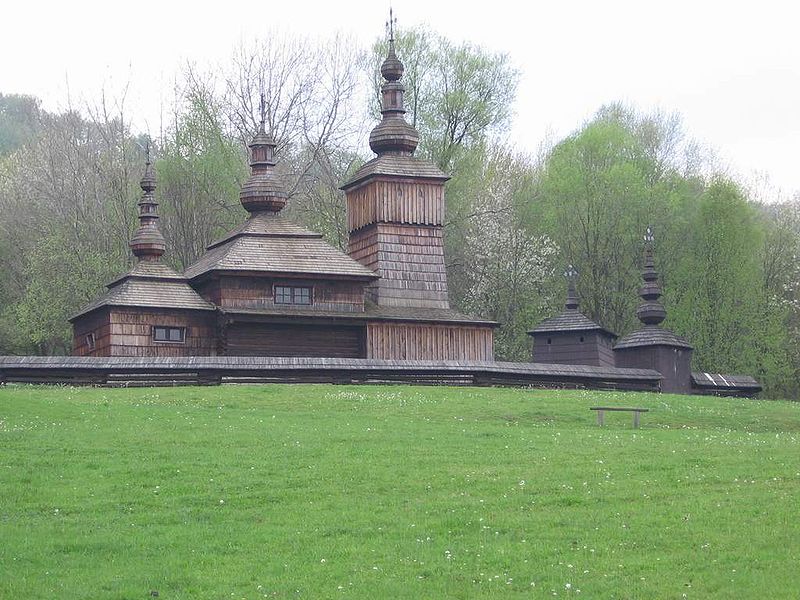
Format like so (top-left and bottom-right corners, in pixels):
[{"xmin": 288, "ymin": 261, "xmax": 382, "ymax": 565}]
[{"xmin": 590, "ymin": 406, "xmax": 649, "ymax": 428}]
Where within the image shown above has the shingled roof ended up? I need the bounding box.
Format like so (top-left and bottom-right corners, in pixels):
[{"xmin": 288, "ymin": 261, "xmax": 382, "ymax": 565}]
[
  {"xmin": 691, "ymin": 372, "xmax": 762, "ymax": 394},
  {"xmin": 71, "ymin": 155, "xmax": 215, "ymax": 322},
  {"xmin": 70, "ymin": 265, "xmax": 215, "ymax": 321},
  {"xmin": 183, "ymin": 212, "xmax": 378, "ymax": 281},
  {"xmin": 614, "ymin": 325, "xmax": 692, "ymax": 349},
  {"xmin": 528, "ymin": 308, "xmax": 616, "ymax": 336},
  {"xmin": 341, "ymin": 155, "xmax": 449, "ymax": 190}
]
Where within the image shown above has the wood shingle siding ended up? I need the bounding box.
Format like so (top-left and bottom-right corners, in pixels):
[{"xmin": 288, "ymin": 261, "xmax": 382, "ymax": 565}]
[
  {"xmin": 197, "ymin": 276, "xmax": 364, "ymax": 312},
  {"xmin": 349, "ymin": 223, "xmax": 449, "ymax": 308}
]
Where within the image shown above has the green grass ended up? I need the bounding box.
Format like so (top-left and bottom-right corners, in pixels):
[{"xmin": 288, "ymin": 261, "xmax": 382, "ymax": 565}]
[{"xmin": 1, "ymin": 384, "xmax": 798, "ymax": 599}]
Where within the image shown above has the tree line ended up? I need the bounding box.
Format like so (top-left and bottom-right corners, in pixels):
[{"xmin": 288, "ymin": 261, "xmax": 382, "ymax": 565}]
[{"xmin": 1, "ymin": 29, "xmax": 798, "ymax": 398}]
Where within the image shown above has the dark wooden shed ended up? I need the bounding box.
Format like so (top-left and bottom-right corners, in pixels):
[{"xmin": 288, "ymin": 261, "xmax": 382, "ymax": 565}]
[{"xmin": 528, "ymin": 267, "xmax": 617, "ymax": 367}]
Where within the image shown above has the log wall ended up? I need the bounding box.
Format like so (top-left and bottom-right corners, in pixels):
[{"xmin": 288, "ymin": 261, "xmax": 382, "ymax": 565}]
[
  {"xmin": 367, "ymin": 322, "xmax": 494, "ymax": 361},
  {"xmin": 196, "ymin": 275, "xmax": 365, "ymax": 312},
  {"xmin": 72, "ymin": 309, "xmax": 113, "ymax": 357},
  {"xmin": 224, "ymin": 323, "xmax": 366, "ymax": 358},
  {"xmin": 72, "ymin": 308, "xmax": 217, "ymax": 357},
  {"xmin": 531, "ymin": 332, "xmax": 616, "ymax": 367}
]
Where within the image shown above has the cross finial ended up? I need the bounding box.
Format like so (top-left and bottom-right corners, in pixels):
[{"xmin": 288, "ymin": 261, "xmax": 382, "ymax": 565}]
[
  {"xmin": 564, "ymin": 264, "xmax": 578, "ymax": 279},
  {"xmin": 644, "ymin": 225, "xmax": 654, "ymax": 243},
  {"xmin": 259, "ymin": 92, "xmax": 266, "ymax": 132},
  {"xmin": 386, "ymin": 7, "xmax": 396, "ymax": 43},
  {"xmin": 145, "ymin": 140, "xmax": 151, "ymax": 165}
]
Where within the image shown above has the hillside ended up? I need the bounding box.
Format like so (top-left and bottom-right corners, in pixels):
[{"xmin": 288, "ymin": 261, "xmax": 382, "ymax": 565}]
[{"xmin": 1, "ymin": 384, "xmax": 798, "ymax": 598}]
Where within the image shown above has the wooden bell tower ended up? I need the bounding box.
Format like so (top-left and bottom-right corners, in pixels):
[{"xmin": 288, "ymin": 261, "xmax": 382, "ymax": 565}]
[{"xmin": 341, "ymin": 13, "xmax": 451, "ymax": 309}]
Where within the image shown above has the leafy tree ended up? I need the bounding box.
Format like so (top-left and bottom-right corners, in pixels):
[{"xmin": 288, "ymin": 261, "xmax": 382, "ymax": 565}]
[{"xmin": 0, "ymin": 93, "xmax": 41, "ymax": 157}]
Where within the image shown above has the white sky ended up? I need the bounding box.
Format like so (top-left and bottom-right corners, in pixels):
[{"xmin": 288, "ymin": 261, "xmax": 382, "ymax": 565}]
[{"xmin": 2, "ymin": 0, "xmax": 798, "ymax": 197}]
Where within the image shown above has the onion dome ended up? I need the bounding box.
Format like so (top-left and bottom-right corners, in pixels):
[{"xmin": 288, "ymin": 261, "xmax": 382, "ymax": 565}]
[
  {"xmin": 239, "ymin": 95, "xmax": 288, "ymax": 214},
  {"xmin": 130, "ymin": 147, "xmax": 166, "ymax": 261},
  {"xmin": 564, "ymin": 264, "xmax": 579, "ymax": 310},
  {"xmin": 368, "ymin": 10, "xmax": 420, "ymax": 156},
  {"xmin": 635, "ymin": 226, "xmax": 667, "ymax": 326}
]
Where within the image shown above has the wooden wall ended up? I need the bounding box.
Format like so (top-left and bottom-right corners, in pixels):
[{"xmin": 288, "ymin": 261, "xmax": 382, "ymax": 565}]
[
  {"xmin": 73, "ymin": 308, "xmax": 216, "ymax": 357},
  {"xmin": 72, "ymin": 309, "xmax": 112, "ymax": 357},
  {"xmin": 531, "ymin": 332, "xmax": 616, "ymax": 367},
  {"xmin": 615, "ymin": 345, "xmax": 693, "ymax": 394},
  {"xmin": 224, "ymin": 323, "xmax": 365, "ymax": 358},
  {"xmin": 346, "ymin": 177, "xmax": 445, "ymax": 233},
  {"xmin": 195, "ymin": 275, "xmax": 365, "ymax": 312},
  {"xmin": 349, "ymin": 223, "xmax": 449, "ymax": 309},
  {"xmin": 367, "ymin": 322, "xmax": 493, "ymax": 361}
]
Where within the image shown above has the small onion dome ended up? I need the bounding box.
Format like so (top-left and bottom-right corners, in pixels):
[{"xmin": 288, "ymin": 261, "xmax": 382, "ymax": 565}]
[
  {"xmin": 564, "ymin": 264, "xmax": 579, "ymax": 310},
  {"xmin": 381, "ymin": 43, "xmax": 404, "ymax": 81},
  {"xmin": 130, "ymin": 157, "xmax": 166, "ymax": 260},
  {"xmin": 369, "ymin": 38, "xmax": 420, "ymax": 156},
  {"xmin": 240, "ymin": 122, "xmax": 287, "ymax": 214}
]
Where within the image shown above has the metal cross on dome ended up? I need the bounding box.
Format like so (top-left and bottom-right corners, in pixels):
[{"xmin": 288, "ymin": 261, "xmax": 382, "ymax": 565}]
[
  {"xmin": 564, "ymin": 264, "xmax": 578, "ymax": 279},
  {"xmin": 259, "ymin": 92, "xmax": 266, "ymax": 129},
  {"xmin": 644, "ymin": 226, "xmax": 655, "ymax": 243},
  {"xmin": 386, "ymin": 7, "xmax": 397, "ymax": 42}
]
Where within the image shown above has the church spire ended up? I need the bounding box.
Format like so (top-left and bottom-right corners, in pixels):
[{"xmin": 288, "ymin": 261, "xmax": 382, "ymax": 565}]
[
  {"xmin": 564, "ymin": 264, "xmax": 579, "ymax": 310},
  {"xmin": 130, "ymin": 144, "xmax": 166, "ymax": 261},
  {"xmin": 635, "ymin": 226, "xmax": 667, "ymax": 326},
  {"xmin": 239, "ymin": 93, "xmax": 287, "ymax": 214},
  {"xmin": 369, "ymin": 9, "xmax": 420, "ymax": 156}
]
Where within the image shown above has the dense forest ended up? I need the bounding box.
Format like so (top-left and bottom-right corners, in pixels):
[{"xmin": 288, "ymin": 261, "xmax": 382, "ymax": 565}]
[{"xmin": 1, "ymin": 29, "xmax": 798, "ymax": 398}]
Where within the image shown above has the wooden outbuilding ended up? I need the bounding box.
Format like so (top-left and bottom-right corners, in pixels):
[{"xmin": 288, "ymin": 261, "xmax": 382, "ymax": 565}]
[{"xmin": 528, "ymin": 266, "xmax": 617, "ymax": 367}]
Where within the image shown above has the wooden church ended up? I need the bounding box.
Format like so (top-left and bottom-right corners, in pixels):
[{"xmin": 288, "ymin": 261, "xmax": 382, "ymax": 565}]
[{"xmin": 70, "ymin": 29, "xmax": 496, "ymax": 361}]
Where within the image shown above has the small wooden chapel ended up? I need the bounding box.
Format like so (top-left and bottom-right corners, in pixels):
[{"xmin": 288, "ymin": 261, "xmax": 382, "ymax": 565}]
[{"xmin": 70, "ymin": 26, "xmax": 496, "ymax": 361}]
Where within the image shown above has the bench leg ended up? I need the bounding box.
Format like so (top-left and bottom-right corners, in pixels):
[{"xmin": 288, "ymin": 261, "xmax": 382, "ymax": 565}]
[
  {"xmin": 633, "ymin": 411, "xmax": 640, "ymax": 429},
  {"xmin": 597, "ymin": 410, "xmax": 604, "ymax": 426}
]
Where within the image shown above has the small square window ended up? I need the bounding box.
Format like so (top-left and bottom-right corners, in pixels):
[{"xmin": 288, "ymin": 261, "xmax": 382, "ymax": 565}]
[
  {"xmin": 294, "ymin": 287, "xmax": 311, "ymax": 305},
  {"xmin": 275, "ymin": 286, "xmax": 293, "ymax": 304},
  {"xmin": 153, "ymin": 326, "xmax": 186, "ymax": 343},
  {"xmin": 86, "ymin": 333, "xmax": 96, "ymax": 350}
]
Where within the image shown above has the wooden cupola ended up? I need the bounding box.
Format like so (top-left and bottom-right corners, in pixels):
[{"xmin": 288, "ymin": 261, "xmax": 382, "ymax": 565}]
[
  {"xmin": 239, "ymin": 95, "xmax": 287, "ymax": 214},
  {"xmin": 614, "ymin": 226, "xmax": 693, "ymax": 393},
  {"xmin": 129, "ymin": 146, "xmax": 166, "ymax": 261}
]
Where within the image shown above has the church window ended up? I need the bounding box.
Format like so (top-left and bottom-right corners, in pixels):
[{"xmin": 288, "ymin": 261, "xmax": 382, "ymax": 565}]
[
  {"xmin": 275, "ymin": 285, "xmax": 312, "ymax": 305},
  {"xmin": 153, "ymin": 326, "xmax": 186, "ymax": 343},
  {"xmin": 86, "ymin": 333, "xmax": 96, "ymax": 350}
]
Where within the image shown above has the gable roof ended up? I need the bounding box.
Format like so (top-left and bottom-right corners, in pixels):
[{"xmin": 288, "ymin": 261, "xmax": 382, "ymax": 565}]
[
  {"xmin": 70, "ymin": 263, "xmax": 215, "ymax": 321},
  {"xmin": 183, "ymin": 212, "xmax": 378, "ymax": 281},
  {"xmin": 528, "ymin": 309, "xmax": 616, "ymax": 336}
]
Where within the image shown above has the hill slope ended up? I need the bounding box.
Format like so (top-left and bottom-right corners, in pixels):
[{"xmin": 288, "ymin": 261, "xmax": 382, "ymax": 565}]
[{"xmin": 1, "ymin": 384, "xmax": 798, "ymax": 599}]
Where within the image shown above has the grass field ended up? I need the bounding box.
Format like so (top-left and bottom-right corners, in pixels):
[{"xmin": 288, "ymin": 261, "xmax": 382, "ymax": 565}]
[{"xmin": 1, "ymin": 384, "xmax": 798, "ymax": 599}]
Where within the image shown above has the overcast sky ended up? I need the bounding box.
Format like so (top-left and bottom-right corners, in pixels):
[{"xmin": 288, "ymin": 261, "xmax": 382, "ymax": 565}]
[{"xmin": 3, "ymin": 0, "xmax": 798, "ymax": 197}]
